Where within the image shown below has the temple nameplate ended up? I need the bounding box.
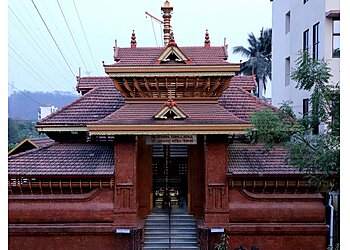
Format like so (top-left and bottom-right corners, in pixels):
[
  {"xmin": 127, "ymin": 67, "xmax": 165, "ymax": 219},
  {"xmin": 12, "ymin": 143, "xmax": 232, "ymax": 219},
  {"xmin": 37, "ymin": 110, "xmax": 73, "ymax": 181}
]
[{"xmin": 146, "ymin": 135, "xmax": 197, "ymax": 144}]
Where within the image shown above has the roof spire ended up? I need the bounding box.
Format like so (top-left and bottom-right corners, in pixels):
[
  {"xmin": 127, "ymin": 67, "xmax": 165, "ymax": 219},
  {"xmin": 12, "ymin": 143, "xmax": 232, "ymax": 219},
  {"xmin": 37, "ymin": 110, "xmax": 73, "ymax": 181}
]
[
  {"xmin": 130, "ymin": 30, "xmax": 137, "ymax": 48},
  {"xmin": 204, "ymin": 29, "xmax": 211, "ymax": 48},
  {"xmin": 161, "ymin": 0, "xmax": 173, "ymax": 46}
]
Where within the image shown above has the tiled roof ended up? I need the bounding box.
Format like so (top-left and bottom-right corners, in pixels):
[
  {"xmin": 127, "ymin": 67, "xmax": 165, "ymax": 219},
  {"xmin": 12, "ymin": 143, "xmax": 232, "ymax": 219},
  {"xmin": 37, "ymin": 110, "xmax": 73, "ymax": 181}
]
[
  {"xmin": 90, "ymin": 102, "xmax": 248, "ymax": 125},
  {"xmin": 230, "ymin": 75, "xmax": 257, "ymax": 90},
  {"xmin": 228, "ymin": 142, "xmax": 303, "ymax": 176},
  {"xmin": 76, "ymin": 76, "xmax": 113, "ymax": 92},
  {"xmin": 30, "ymin": 137, "xmax": 55, "ymax": 148},
  {"xmin": 111, "ymin": 46, "xmax": 229, "ymax": 66},
  {"xmin": 218, "ymin": 85, "xmax": 276, "ymax": 121},
  {"xmin": 8, "ymin": 143, "xmax": 114, "ymax": 176},
  {"xmin": 37, "ymin": 85, "xmax": 125, "ymax": 125},
  {"xmin": 39, "ymin": 76, "xmax": 274, "ymax": 126}
]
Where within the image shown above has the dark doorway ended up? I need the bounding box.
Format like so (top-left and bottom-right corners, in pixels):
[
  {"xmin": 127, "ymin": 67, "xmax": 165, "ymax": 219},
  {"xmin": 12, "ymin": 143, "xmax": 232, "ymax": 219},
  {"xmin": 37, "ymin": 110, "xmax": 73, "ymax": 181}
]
[{"xmin": 152, "ymin": 144, "xmax": 188, "ymax": 209}]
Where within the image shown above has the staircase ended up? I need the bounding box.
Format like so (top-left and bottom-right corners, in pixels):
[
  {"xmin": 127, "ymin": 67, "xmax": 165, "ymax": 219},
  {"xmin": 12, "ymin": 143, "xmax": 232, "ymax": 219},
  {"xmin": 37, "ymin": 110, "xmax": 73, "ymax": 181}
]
[{"xmin": 143, "ymin": 208, "xmax": 198, "ymax": 249}]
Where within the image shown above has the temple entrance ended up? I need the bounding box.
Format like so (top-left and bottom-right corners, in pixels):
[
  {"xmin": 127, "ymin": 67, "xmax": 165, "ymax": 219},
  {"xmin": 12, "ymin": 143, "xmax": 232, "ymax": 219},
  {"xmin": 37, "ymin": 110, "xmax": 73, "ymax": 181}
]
[{"xmin": 152, "ymin": 144, "xmax": 188, "ymax": 210}]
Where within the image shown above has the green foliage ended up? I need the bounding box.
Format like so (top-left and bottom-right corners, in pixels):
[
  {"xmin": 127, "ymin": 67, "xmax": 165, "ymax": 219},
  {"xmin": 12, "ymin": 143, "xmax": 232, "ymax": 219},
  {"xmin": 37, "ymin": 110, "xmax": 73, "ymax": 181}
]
[
  {"xmin": 249, "ymin": 50, "xmax": 339, "ymax": 191},
  {"xmin": 232, "ymin": 27, "xmax": 272, "ymax": 90},
  {"xmin": 215, "ymin": 233, "xmax": 229, "ymax": 250},
  {"xmin": 327, "ymin": 243, "xmax": 340, "ymax": 250},
  {"xmin": 8, "ymin": 118, "xmax": 41, "ymax": 150}
]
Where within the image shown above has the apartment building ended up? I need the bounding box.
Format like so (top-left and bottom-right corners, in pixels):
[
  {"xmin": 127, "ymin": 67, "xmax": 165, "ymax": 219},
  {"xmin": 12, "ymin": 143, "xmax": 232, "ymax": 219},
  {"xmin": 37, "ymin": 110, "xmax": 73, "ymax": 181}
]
[{"xmin": 271, "ymin": 0, "xmax": 340, "ymax": 117}]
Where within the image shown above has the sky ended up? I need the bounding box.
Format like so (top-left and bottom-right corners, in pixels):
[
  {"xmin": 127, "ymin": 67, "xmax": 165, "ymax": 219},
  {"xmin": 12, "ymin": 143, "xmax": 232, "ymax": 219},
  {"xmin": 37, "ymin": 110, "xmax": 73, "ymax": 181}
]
[{"xmin": 7, "ymin": 0, "xmax": 272, "ymax": 94}]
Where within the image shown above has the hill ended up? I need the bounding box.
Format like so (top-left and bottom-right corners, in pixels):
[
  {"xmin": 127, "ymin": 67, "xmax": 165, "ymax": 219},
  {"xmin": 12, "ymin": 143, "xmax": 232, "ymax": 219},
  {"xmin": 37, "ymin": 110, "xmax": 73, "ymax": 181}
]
[{"xmin": 8, "ymin": 91, "xmax": 79, "ymax": 120}]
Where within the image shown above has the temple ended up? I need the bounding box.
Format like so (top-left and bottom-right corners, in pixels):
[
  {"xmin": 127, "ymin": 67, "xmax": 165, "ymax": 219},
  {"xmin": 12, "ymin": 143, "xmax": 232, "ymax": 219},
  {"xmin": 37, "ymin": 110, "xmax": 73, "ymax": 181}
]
[{"xmin": 8, "ymin": 1, "xmax": 328, "ymax": 249}]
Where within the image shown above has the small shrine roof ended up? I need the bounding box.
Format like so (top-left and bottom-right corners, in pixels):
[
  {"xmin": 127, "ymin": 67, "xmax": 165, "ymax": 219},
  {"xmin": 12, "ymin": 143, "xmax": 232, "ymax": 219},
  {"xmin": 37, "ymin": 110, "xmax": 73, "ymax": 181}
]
[
  {"xmin": 111, "ymin": 46, "xmax": 230, "ymax": 67},
  {"xmin": 8, "ymin": 143, "xmax": 114, "ymax": 177},
  {"xmin": 228, "ymin": 142, "xmax": 304, "ymax": 176}
]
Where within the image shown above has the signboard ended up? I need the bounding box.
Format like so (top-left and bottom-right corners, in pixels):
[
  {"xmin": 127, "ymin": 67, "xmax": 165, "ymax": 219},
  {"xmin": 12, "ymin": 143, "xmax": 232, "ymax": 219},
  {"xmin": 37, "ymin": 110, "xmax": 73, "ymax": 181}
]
[
  {"xmin": 210, "ymin": 228, "xmax": 225, "ymax": 233},
  {"xmin": 146, "ymin": 135, "xmax": 197, "ymax": 145},
  {"xmin": 115, "ymin": 228, "xmax": 130, "ymax": 234}
]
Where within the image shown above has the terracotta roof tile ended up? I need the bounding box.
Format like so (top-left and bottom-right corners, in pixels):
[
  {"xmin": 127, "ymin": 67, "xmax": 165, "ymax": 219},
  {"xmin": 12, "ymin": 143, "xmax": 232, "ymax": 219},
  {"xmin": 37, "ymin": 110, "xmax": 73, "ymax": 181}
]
[
  {"xmin": 228, "ymin": 142, "xmax": 303, "ymax": 176},
  {"xmin": 230, "ymin": 75, "xmax": 257, "ymax": 90},
  {"xmin": 111, "ymin": 46, "xmax": 229, "ymax": 66},
  {"xmin": 37, "ymin": 85, "xmax": 125, "ymax": 125},
  {"xmin": 39, "ymin": 76, "xmax": 275, "ymax": 126},
  {"xmin": 76, "ymin": 76, "xmax": 113, "ymax": 92},
  {"xmin": 219, "ymin": 85, "xmax": 276, "ymax": 122},
  {"xmin": 90, "ymin": 102, "xmax": 248, "ymax": 125},
  {"xmin": 8, "ymin": 143, "xmax": 114, "ymax": 176}
]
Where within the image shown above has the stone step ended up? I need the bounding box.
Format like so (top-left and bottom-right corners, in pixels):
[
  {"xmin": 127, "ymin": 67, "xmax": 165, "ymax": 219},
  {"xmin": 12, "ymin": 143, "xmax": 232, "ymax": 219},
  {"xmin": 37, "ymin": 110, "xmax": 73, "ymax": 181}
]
[{"xmin": 144, "ymin": 237, "xmax": 197, "ymax": 243}]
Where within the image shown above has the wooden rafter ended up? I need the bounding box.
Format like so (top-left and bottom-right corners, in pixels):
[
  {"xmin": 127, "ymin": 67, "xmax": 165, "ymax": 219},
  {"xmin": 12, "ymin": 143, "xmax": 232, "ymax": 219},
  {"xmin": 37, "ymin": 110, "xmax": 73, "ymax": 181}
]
[
  {"xmin": 123, "ymin": 78, "xmax": 135, "ymax": 97},
  {"xmin": 216, "ymin": 78, "xmax": 231, "ymax": 96},
  {"xmin": 155, "ymin": 78, "xmax": 161, "ymax": 97},
  {"xmin": 209, "ymin": 77, "xmax": 221, "ymax": 96},
  {"xmin": 133, "ymin": 78, "xmax": 146, "ymax": 97},
  {"xmin": 112, "ymin": 79, "xmax": 128, "ymax": 97},
  {"xmin": 144, "ymin": 78, "xmax": 153, "ymax": 97}
]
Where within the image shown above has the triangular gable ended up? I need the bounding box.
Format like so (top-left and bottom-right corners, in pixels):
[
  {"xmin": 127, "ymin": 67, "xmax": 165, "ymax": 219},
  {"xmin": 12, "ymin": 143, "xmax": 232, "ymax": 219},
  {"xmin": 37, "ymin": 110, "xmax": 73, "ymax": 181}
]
[
  {"xmin": 154, "ymin": 100, "xmax": 187, "ymax": 120},
  {"xmin": 8, "ymin": 138, "xmax": 37, "ymax": 156},
  {"xmin": 156, "ymin": 45, "xmax": 192, "ymax": 64}
]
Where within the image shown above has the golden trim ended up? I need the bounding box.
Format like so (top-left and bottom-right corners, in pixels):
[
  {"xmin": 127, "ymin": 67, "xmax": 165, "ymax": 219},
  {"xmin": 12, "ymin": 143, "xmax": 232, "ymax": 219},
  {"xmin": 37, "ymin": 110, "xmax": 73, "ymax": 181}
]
[
  {"xmin": 36, "ymin": 126, "xmax": 88, "ymax": 132},
  {"xmin": 8, "ymin": 138, "xmax": 37, "ymax": 155}
]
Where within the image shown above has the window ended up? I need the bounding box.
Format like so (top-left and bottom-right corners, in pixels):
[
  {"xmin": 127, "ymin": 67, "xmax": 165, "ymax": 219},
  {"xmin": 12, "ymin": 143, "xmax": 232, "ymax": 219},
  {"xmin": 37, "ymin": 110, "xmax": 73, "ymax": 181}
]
[
  {"xmin": 303, "ymin": 98, "xmax": 309, "ymax": 115},
  {"xmin": 332, "ymin": 19, "xmax": 340, "ymax": 57},
  {"xmin": 285, "ymin": 11, "xmax": 290, "ymax": 34},
  {"xmin": 285, "ymin": 57, "xmax": 290, "ymax": 86},
  {"xmin": 312, "ymin": 22, "xmax": 319, "ymax": 60},
  {"xmin": 303, "ymin": 29, "xmax": 309, "ymax": 51},
  {"xmin": 303, "ymin": 0, "xmax": 309, "ymax": 4}
]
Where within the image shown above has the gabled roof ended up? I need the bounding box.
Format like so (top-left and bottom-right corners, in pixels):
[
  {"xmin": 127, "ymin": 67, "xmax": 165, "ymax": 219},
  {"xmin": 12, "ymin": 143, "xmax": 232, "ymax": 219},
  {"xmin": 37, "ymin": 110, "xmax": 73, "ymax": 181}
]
[
  {"xmin": 154, "ymin": 99, "xmax": 187, "ymax": 120},
  {"xmin": 110, "ymin": 46, "xmax": 230, "ymax": 66},
  {"xmin": 8, "ymin": 137, "xmax": 55, "ymax": 156},
  {"xmin": 228, "ymin": 142, "xmax": 303, "ymax": 176},
  {"xmin": 8, "ymin": 143, "xmax": 114, "ymax": 177},
  {"xmin": 156, "ymin": 44, "xmax": 192, "ymax": 64}
]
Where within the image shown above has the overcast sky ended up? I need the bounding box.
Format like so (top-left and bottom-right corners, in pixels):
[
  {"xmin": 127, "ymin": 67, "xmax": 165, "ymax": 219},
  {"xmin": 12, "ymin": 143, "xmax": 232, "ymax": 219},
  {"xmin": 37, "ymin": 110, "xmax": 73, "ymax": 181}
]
[{"xmin": 7, "ymin": 0, "xmax": 272, "ymax": 94}]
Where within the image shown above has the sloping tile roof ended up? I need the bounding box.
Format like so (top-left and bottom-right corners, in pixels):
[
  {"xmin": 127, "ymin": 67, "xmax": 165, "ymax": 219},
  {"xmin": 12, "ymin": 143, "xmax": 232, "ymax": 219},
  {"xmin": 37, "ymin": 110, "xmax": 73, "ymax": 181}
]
[
  {"xmin": 39, "ymin": 76, "xmax": 274, "ymax": 126},
  {"xmin": 111, "ymin": 46, "xmax": 229, "ymax": 66},
  {"xmin": 228, "ymin": 142, "xmax": 303, "ymax": 176},
  {"xmin": 230, "ymin": 75, "xmax": 257, "ymax": 90},
  {"xmin": 218, "ymin": 85, "xmax": 276, "ymax": 121},
  {"xmin": 90, "ymin": 102, "xmax": 248, "ymax": 125},
  {"xmin": 37, "ymin": 85, "xmax": 125, "ymax": 125},
  {"xmin": 8, "ymin": 137, "xmax": 55, "ymax": 156},
  {"xmin": 76, "ymin": 76, "xmax": 113, "ymax": 92},
  {"xmin": 8, "ymin": 143, "xmax": 114, "ymax": 176}
]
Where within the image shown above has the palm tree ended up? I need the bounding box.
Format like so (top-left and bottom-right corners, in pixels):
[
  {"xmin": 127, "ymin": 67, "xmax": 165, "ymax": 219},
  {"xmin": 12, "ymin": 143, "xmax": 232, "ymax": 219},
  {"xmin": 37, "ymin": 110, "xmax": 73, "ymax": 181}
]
[{"xmin": 233, "ymin": 27, "xmax": 272, "ymax": 98}]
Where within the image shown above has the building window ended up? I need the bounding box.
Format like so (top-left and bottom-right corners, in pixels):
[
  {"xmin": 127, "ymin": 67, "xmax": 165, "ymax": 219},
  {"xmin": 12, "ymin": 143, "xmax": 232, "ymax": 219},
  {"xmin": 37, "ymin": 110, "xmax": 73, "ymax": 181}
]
[
  {"xmin": 332, "ymin": 19, "xmax": 340, "ymax": 57},
  {"xmin": 312, "ymin": 22, "xmax": 319, "ymax": 60},
  {"xmin": 303, "ymin": 98, "xmax": 309, "ymax": 115},
  {"xmin": 303, "ymin": 29, "xmax": 309, "ymax": 51},
  {"xmin": 285, "ymin": 57, "xmax": 290, "ymax": 86},
  {"xmin": 285, "ymin": 11, "xmax": 290, "ymax": 34}
]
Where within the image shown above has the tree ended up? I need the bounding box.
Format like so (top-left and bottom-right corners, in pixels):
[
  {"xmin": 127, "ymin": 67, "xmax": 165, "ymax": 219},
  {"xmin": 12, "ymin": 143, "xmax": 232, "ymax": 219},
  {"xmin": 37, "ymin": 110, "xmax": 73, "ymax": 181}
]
[
  {"xmin": 232, "ymin": 28, "xmax": 272, "ymax": 98},
  {"xmin": 249, "ymin": 50, "xmax": 339, "ymax": 191}
]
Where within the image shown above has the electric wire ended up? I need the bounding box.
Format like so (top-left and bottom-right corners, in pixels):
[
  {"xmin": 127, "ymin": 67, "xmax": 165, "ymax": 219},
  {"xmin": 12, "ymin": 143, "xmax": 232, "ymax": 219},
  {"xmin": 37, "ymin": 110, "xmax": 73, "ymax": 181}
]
[
  {"xmin": 56, "ymin": 0, "xmax": 88, "ymax": 73},
  {"xmin": 73, "ymin": 0, "xmax": 99, "ymax": 75},
  {"xmin": 150, "ymin": 18, "xmax": 159, "ymax": 47},
  {"xmin": 30, "ymin": 0, "xmax": 76, "ymax": 78},
  {"xmin": 9, "ymin": 45, "xmax": 66, "ymax": 95},
  {"xmin": 8, "ymin": 7, "xmax": 73, "ymax": 88}
]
